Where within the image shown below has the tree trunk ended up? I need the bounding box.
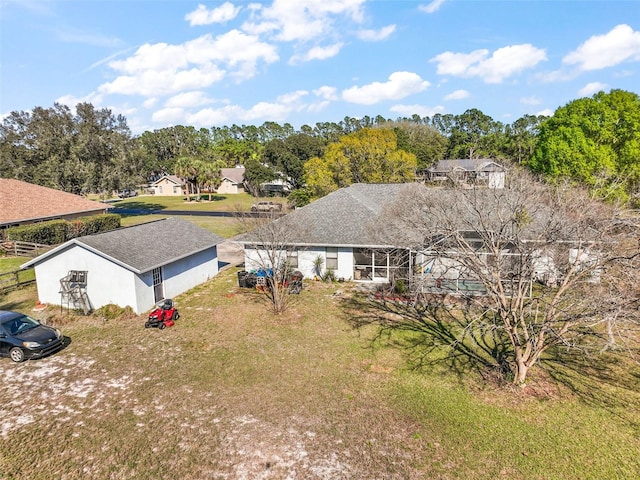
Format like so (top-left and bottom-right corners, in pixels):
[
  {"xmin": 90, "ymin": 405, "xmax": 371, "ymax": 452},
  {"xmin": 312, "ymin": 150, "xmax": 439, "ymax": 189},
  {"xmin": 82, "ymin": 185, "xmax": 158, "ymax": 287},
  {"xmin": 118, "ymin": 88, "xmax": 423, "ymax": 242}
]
[{"xmin": 513, "ymin": 359, "xmax": 529, "ymax": 385}]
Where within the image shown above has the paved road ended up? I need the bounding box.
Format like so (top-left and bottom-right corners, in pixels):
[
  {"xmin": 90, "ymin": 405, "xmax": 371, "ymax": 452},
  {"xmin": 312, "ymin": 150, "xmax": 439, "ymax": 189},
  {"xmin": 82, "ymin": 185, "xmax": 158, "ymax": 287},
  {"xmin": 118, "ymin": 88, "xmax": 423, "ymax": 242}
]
[{"xmin": 110, "ymin": 208, "xmax": 284, "ymax": 218}]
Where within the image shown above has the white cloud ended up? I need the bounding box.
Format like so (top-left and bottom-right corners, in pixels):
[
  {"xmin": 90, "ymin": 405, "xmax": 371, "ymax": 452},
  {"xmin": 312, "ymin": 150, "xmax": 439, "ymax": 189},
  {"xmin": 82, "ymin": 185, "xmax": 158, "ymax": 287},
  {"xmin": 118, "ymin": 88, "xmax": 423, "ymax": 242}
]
[
  {"xmin": 520, "ymin": 96, "xmax": 542, "ymax": 105},
  {"xmin": 356, "ymin": 25, "xmax": 396, "ymax": 42},
  {"xmin": 165, "ymin": 91, "xmax": 215, "ymax": 108},
  {"xmin": 143, "ymin": 98, "xmax": 158, "ymax": 109},
  {"xmin": 342, "ymin": 71, "xmax": 430, "ymax": 105},
  {"xmin": 152, "ymin": 107, "xmax": 186, "ymax": 124},
  {"xmin": 185, "ymin": 3, "xmax": 241, "ymax": 26},
  {"xmin": 313, "ymin": 86, "xmax": 339, "ymax": 101},
  {"xmin": 419, "ymin": 0, "xmax": 446, "ymax": 14},
  {"xmin": 537, "ymin": 108, "xmax": 554, "ymax": 117},
  {"xmin": 390, "ymin": 104, "xmax": 445, "ymax": 117},
  {"xmin": 563, "ymin": 24, "xmax": 640, "ymax": 71},
  {"xmin": 578, "ymin": 82, "xmax": 608, "ymax": 97},
  {"xmin": 99, "ymin": 31, "xmax": 278, "ymax": 97},
  {"xmin": 444, "ymin": 89, "xmax": 469, "ymax": 100},
  {"xmin": 56, "ymin": 92, "xmax": 104, "ymax": 108},
  {"xmin": 182, "ymin": 89, "xmax": 309, "ymax": 127},
  {"xmin": 242, "ymin": 0, "xmax": 365, "ymax": 42},
  {"xmin": 431, "ymin": 44, "xmax": 547, "ymax": 83},
  {"xmin": 290, "ymin": 43, "xmax": 344, "ymax": 64}
]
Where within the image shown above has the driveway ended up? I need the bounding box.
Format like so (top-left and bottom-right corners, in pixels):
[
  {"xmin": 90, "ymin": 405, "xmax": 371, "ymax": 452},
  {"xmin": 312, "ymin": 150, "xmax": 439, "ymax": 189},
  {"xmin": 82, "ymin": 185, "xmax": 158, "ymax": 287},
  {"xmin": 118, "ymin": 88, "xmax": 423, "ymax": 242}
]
[{"xmin": 217, "ymin": 239, "xmax": 244, "ymax": 271}]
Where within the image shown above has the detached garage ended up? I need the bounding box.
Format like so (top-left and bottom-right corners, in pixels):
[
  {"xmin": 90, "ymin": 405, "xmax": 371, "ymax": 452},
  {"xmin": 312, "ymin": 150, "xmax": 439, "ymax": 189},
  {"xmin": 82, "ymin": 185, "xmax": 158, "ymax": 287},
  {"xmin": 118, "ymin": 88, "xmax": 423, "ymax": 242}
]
[{"xmin": 21, "ymin": 217, "xmax": 225, "ymax": 314}]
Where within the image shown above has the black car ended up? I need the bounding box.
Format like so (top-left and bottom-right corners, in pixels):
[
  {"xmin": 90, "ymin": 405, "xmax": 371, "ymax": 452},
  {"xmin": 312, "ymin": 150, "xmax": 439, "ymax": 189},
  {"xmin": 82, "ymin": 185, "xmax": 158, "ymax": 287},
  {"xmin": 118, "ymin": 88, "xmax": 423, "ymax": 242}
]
[{"xmin": 0, "ymin": 311, "xmax": 64, "ymax": 362}]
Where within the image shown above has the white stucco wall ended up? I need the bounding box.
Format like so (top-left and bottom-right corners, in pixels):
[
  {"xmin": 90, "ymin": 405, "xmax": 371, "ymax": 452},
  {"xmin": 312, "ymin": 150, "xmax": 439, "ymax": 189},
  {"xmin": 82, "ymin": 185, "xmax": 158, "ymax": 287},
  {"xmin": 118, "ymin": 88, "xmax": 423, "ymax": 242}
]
[
  {"xmin": 217, "ymin": 179, "xmax": 241, "ymax": 194},
  {"xmin": 244, "ymin": 246, "xmax": 357, "ymax": 281},
  {"xmin": 32, "ymin": 244, "xmax": 138, "ymax": 312},
  {"xmin": 152, "ymin": 179, "xmax": 184, "ymax": 196},
  {"xmin": 163, "ymin": 247, "xmax": 219, "ymax": 298}
]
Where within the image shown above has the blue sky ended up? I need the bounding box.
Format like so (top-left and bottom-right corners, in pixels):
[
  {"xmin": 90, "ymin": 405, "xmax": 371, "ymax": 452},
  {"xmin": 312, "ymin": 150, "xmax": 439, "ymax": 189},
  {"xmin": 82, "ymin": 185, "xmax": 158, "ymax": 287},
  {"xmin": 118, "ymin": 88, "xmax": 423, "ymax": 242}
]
[{"xmin": 1, "ymin": 0, "xmax": 639, "ymax": 135}]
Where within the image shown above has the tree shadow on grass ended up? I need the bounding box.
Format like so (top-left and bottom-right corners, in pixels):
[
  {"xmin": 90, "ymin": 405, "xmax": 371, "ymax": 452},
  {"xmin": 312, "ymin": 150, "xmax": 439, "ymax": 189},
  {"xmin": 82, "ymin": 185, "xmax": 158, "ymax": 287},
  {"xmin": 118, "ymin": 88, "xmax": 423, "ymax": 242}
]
[
  {"xmin": 339, "ymin": 291, "xmax": 513, "ymax": 386},
  {"xmin": 340, "ymin": 289, "xmax": 640, "ymax": 419},
  {"xmin": 541, "ymin": 347, "xmax": 640, "ymax": 423},
  {"xmin": 111, "ymin": 201, "xmax": 167, "ymax": 211}
]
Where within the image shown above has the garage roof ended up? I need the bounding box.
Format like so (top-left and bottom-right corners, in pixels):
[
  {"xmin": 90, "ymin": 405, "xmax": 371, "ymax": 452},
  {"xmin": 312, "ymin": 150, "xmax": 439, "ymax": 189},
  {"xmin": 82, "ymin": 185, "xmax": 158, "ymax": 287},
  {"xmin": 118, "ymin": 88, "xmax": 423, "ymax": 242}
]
[{"xmin": 22, "ymin": 217, "xmax": 225, "ymax": 274}]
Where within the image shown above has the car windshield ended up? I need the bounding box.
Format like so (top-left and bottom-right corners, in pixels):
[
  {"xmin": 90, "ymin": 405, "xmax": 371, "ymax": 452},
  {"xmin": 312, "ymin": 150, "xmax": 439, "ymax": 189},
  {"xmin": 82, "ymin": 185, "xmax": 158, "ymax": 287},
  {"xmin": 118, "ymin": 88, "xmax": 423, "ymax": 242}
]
[{"xmin": 2, "ymin": 315, "xmax": 40, "ymax": 335}]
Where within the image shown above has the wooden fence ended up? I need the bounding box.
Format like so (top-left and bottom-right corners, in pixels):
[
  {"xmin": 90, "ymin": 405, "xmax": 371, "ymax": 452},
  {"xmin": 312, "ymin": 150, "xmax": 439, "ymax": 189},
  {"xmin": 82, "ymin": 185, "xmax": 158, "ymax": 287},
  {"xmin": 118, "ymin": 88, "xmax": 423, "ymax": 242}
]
[
  {"xmin": 0, "ymin": 241, "xmax": 51, "ymax": 257},
  {"xmin": 0, "ymin": 269, "xmax": 35, "ymax": 293}
]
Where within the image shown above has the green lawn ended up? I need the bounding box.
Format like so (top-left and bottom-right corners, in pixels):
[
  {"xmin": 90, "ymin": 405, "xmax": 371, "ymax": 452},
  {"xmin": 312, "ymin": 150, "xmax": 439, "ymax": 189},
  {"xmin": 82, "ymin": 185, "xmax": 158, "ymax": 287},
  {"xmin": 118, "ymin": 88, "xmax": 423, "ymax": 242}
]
[
  {"xmin": 1, "ymin": 274, "xmax": 638, "ymax": 479},
  {"xmin": 111, "ymin": 193, "xmax": 277, "ymax": 238},
  {"xmin": 110, "ymin": 192, "xmax": 281, "ymax": 212}
]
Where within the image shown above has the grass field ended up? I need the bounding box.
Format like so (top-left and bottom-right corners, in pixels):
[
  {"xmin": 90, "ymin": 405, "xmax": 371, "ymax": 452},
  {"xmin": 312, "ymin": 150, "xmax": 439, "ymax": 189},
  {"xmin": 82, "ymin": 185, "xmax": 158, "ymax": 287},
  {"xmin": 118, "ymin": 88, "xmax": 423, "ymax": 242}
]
[
  {"xmin": 110, "ymin": 192, "xmax": 279, "ymax": 212},
  {"xmin": 1, "ymin": 271, "xmax": 639, "ymax": 479},
  {"xmin": 111, "ymin": 193, "xmax": 275, "ymax": 238}
]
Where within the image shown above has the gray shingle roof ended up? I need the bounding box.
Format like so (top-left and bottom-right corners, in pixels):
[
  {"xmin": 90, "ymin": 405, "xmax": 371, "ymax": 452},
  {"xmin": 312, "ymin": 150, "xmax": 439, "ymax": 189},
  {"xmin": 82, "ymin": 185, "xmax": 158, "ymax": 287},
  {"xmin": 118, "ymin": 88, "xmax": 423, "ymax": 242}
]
[
  {"xmin": 220, "ymin": 167, "xmax": 245, "ymax": 184},
  {"xmin": 240, "ymin": 183, "xmax": 424, "ymax": 248},
  {"xmin": 23, "ymin": 217, "xmax": 225, "ymax": 273},
  {"xmin": 427, "ymin": 159, "xmax": 506, "ymax": 173}
]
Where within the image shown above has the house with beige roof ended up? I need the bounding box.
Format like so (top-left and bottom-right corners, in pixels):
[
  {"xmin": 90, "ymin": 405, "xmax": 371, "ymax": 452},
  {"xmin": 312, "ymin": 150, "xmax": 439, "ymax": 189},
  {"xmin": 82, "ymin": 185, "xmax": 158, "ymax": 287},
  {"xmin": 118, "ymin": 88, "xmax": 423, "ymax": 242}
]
[
  {"xmin": 0, "ymin": 179, "xmax": 111, "ymax": 230},
  {"xmin": 217, "ymin": 167, "xmax": 245, "ymax": 194}
]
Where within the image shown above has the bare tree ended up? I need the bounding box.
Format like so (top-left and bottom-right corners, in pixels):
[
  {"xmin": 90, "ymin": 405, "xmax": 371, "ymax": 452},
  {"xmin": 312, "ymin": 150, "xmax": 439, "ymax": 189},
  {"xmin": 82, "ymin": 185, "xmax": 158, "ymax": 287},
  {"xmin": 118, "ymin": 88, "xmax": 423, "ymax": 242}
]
[
  {"xmin": 235, "ymin": 210, "xmax": 306, "ymax": 315},
  {"xmin": 359, "ymin": 171, "xmax": 639, "ymax": 385}
]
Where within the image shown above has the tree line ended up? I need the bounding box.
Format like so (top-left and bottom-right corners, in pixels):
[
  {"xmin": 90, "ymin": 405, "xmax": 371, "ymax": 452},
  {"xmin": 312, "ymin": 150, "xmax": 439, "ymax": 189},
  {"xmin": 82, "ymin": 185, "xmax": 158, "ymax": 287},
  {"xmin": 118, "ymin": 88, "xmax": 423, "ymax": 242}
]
[{"xmin": 1, "ymin": 89, "xmax": 639, "ymax": 205}]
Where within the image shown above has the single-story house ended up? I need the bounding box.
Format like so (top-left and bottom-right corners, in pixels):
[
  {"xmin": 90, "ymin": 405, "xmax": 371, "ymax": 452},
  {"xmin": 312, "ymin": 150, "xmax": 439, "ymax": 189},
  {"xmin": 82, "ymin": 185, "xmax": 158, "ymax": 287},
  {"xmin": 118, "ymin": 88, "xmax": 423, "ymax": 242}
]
[
  {"xmin": 0, "ymin": 179, "xmax": 111, "ymax": 230},
  {"xmin": 149, "ymin": 175, "xmax": 186, "ymax": 196},
  {"xmin": 21, "ymin": 217, "xmax": 225, "ymax": 314},
  {"xmin": 240, "ymin": 182, "xmax": 586, "ymax": 295},
  {"xmin": 421, "ymin": 159, "xmax": 507, "ymax": 189},
  {"xmin": 217, "ymin": 167, "xmax": 245, "ymax": 194},
  {"xmin": 240, "ymin": 183, "xmax": 423, "ymax": 284}
]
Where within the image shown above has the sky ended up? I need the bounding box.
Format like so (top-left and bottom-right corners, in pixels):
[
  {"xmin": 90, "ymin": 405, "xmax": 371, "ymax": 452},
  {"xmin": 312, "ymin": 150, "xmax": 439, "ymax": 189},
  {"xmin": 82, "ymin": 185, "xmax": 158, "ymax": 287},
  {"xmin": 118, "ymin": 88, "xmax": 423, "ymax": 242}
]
[{"xmin": 1, "ymin": 0, "xmax": 640, "ymax": 135}]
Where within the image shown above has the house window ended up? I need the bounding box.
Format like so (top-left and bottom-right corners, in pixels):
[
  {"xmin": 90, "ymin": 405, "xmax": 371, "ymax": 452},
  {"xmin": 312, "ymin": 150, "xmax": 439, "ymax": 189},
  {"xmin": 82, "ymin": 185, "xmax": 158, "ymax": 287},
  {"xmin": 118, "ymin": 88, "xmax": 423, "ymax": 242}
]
[
  {"xmin": 158, "ymin": 186, "xmax": 163, "ymax": 194},
  {"xmin": 287, "ymin": 249, "xmax": 298, "ymax": 268},
  {"xmin": 326, "ymin": 247, "xmax": 338, "ymax": 270}
]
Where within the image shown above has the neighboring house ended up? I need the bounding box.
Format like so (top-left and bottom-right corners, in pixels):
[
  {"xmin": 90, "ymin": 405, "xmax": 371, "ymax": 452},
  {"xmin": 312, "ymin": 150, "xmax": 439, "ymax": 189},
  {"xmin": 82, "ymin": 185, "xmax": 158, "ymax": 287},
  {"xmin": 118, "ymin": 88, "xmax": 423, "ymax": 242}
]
[
  {"xmin": 217, "ymin": 167, "xmax": 245, "ymax": 194},
  {"xmin": 261, "ymin": 178, "xmax": 291, "ymax": 195},
  {"xmin": 422, "ymin": 159, "xmax": 507, "ymax": 189},
  {"xmin": 241, "ymin": 183, "xmax": 423, "ymax": 284},
  {"xmin": 149, "ymin": 175, "xmax": 186, "ymax": 196},
  {"xmin": 21, "ymin": 217, "xmax": 225, "ymax": 314},
  {"xmin": 0, "ymin": 179, "xmax": 110, "ymax": 230}
]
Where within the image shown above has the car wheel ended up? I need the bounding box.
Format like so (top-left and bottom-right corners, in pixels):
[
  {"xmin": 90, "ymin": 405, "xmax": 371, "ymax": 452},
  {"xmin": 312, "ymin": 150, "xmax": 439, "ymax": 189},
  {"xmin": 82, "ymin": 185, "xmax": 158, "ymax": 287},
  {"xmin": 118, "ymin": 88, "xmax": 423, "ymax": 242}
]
[
  {"xmin": 159, "ymin": 323, "xmax": 166, "ymax": 330},
  {"xmin": 172, "ymin": 311, "xmax": 179, "ymax": 320},
  {"xmin": 251, "ymin": 207, "xmax": 257, "ymax": 212},
  {"xmin": 145, "ymin": 322, "xmax": 151, "ymax": 328},
  {"xmin": 9, "ymin": 347, "xmax": 25, "ymax": 363}
]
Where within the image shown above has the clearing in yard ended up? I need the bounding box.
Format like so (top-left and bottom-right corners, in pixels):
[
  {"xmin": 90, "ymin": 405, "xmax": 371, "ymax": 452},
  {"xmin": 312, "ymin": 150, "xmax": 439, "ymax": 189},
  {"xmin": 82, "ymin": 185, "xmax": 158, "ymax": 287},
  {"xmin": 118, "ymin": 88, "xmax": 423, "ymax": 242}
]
[{"xmin": 1, "ymin": 271, "xmax": 639, "ymax": 479}]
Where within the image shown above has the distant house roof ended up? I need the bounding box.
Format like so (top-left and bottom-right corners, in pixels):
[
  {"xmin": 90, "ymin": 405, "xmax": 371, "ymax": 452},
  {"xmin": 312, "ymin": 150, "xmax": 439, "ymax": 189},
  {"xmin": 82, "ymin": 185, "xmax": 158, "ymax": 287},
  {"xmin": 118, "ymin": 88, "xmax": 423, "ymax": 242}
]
[
  {"xmin": 0, "ymin": 178, "xmax": 110, "ymax": 227},
  {"xmin": 220, "ymin": 167, "xmax": 245, "ymax": 185},
  {"xmin": 151, "ymin": 175, "xmax": 185, "ymax": 186},
  {"xmin": 427, "ymin": 159, "xmax": 507, "ymax": 173},
  {"xmin": 240, "ymin": 183, "xmax": 424, "ymax": 249},
  {"xmin": 22, "ymin": 217, "xmax": 225, "ymax": 274}
]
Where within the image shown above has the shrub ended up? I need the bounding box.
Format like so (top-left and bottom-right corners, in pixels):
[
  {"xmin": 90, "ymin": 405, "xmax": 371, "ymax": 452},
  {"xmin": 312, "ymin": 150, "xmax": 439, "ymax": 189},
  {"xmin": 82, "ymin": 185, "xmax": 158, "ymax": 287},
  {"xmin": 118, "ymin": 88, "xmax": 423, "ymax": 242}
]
[
  {"xmin": 5, "ymin": 214, "xmax": 121, "ymax": 245},
  {"xmin": 6, "ymin": 220, "xmax": 68, "ymax": 245}
]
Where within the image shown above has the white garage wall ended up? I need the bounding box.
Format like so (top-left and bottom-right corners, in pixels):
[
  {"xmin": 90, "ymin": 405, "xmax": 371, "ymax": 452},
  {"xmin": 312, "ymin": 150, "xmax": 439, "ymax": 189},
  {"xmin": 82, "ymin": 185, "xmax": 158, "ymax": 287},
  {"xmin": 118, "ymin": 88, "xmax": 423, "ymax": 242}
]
[{"xmin": 33, "ymin": 245, "xmax": 138, "ymax": 312}]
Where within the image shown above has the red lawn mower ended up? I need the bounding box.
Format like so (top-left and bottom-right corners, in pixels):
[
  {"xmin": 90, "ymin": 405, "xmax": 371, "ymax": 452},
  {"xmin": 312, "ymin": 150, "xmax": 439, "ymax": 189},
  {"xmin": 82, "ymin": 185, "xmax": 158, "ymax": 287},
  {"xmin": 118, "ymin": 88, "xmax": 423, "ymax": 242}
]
[{"xmin": 145, "ymin": 299, "xmax": 179, "ymax": 329}]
